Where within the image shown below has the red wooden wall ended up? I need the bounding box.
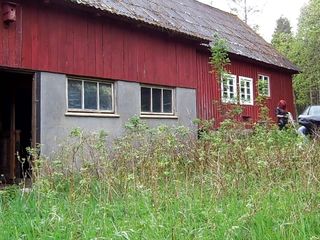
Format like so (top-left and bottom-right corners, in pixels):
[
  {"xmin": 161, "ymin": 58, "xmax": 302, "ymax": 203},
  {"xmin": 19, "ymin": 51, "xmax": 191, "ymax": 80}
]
[
  {"xmin": 0, "ymin": 0, "xmax": 295, "ymax": 124},
  {"xmin": 0, "ymin": 0, "xmax": 198, "ymax": 88},
  {"xmin": 196, "ymin": 51, "xmax": 295, "ymax": 124}
]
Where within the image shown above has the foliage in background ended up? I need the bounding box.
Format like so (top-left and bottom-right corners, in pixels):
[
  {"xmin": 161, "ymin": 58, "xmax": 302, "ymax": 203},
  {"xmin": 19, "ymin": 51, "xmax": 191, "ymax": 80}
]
[
  {"xmin": 293, "ymin": 0, "xmax": 320, "ymax": 108},
  {"xmin": 271, "ymin": 0, "xmax": 320, "ymax": 111},
  {"xmin": 271, "ymin": 16, "xmax": 295, "ymax": 59},
  {"xmin": 1, "ymin": 119, "xmax": 320, "ymax": 239}
]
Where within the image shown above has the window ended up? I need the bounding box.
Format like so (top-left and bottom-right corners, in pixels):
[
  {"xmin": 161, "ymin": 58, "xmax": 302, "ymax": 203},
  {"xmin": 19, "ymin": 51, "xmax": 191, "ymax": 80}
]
[
  {"xmin": 141, "ymin": 86, "xmax": 174, "ymax": 114},
  {"xmin": 258, "ymin": 75, "xmax": 270, "ymax": 97},
  {"xmin": 221, "ymin": 74, "xmax": 237, "ymax": 103},
  {"xmin": 67, "ymin": 79, "xmax": 114, "ymax": 112},
  {"xmin": 239, "ymin": 76, "xmax": 253, "ymax": 105}
]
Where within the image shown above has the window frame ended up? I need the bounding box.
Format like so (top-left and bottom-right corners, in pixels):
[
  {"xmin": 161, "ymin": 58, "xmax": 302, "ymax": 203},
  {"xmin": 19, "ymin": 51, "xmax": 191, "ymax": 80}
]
[
  {"xmin": 221, "ymin": 74, "xmax": 237, "ymax": 104},
  {"xmin": 66, "ymin": 78, "xmax": 115, "ymax": 114},
  {"xmin": 239, "ymin": 76, "xmax": 254, "ymax": 105},
  {"xmin": 258, "ymin": 74, "xmax": 271, "ymax": 97},
  {"xmin": 140, "ymin": 85, "xmax": 175, "ymax": 115}
]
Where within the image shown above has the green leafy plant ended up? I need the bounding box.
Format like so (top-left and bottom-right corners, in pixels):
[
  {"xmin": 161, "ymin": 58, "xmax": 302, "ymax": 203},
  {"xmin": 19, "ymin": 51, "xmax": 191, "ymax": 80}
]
[{"xmin": 209, "ymin": 34, "xmax": 230, "ymax": 81}]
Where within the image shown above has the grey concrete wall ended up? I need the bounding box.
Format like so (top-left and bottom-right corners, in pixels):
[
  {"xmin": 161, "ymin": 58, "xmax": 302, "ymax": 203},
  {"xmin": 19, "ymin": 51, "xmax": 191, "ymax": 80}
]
[{"xmin": 40, "ymin": 72, "xmax": 197, "ymax": 156}]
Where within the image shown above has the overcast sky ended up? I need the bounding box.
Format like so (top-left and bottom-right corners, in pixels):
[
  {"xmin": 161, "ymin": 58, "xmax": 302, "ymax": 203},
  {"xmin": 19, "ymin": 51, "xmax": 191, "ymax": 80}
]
[{"xmin": 197, "ymin": 0, "xmax": 309, "ymax": 42}]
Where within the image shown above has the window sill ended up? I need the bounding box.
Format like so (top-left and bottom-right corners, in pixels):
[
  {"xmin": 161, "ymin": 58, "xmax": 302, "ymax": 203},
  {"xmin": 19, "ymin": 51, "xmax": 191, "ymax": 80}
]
[
  {"xmin": 240, "ymin": 103, "xmax": 254, "ymax": 106},
  {"xmin": 221, "ymin": 99, "xmax": 238, "ymax": 104},
  {"xmin": 65, "ymin": 112, "xmax": 120, "ymax": 118},
  {"xmin": 140, "ymin": 115, "xmax": 178, "ymax": 119}
]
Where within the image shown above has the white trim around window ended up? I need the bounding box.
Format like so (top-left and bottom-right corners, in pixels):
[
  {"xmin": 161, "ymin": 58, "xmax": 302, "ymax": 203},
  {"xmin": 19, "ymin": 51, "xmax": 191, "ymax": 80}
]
[
  {"xmin": 258, "ymin": 74, "xmax": 270, "ymax": 97},
  {"xmin": 66, "ymin": 78, "xmax": 115, "ymax": 114},
  {"xmin": 221, "ymin": 74, "xmax": 237, "ymax": 103},
  {"xmin": 140, "ymin": 85, "xmax": 175, "ymax": 115},
  {"xmin": 239, "ymin": 76, "xmax": 254, "ymax": 105}
]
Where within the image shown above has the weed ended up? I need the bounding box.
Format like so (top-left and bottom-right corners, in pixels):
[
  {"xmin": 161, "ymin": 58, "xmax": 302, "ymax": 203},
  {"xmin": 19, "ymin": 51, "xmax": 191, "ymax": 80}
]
[{"xmin": 1, "ymin": 118, "xmax": 320, "ymax": 239}]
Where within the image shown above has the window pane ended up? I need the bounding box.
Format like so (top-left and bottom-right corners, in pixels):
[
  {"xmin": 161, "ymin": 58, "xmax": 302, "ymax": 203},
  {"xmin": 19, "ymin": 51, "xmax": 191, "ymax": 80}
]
[
  {"xmin": 223, "ymin": 86, "xmax": 227, "ymax": 92},
  {"xmin": 141, "ymin": 87, "xmax": 151, "ymax": 112},
  {"xmin": 68, "ymin": 80, "xmax": 82, "ymax": 109},
  {"xmin": 163, "ymin": 90, "xmax": 172, "ymax": 113},
  {"xmin": 84, "ymin": 82, "xmax": 97, "ymax": 109},
  {"xmin": 99, "ymin": 84, "xmax": 112, "ymax": 111},
  {"xmin": 309, "ymin": 106, "xmax": 320, "ymax": 115},
  {"xmin": 152, "ymin": 88, "xmax": 162, "ymax": 113}
]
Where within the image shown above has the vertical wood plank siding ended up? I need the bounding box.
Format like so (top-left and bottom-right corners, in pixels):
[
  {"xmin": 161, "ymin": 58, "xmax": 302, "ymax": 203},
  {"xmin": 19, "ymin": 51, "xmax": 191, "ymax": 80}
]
[
  {"xmin": 0, "ymin": 1, "xmax": 295, "ymax": 124},
  {"xmin": 196, "ymin": 51, "xmax": 295, "ymax": 124},
  {"xmin": 0, "ymin": 1, "xmax": 198, "ymax": 88}
]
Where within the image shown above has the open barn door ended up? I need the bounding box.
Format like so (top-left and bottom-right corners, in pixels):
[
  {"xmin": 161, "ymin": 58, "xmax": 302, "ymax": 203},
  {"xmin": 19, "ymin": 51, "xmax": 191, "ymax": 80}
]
[{"xmin": 0, "ymin": 70, "xmax": 34, "ymax": 184}]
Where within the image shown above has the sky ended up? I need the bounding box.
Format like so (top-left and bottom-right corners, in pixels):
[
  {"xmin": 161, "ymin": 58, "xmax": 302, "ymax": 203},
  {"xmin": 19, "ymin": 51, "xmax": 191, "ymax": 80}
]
[{"xmin": 197, "ymin": 0, "xmax": 309, "ymax": 42}]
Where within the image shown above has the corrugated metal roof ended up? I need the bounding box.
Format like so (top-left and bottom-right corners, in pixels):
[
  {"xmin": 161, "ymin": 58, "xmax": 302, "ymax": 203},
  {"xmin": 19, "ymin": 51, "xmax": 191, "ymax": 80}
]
[{"xmin": 67, "ymin": 0, "xmax": 299, "ymax": 72}]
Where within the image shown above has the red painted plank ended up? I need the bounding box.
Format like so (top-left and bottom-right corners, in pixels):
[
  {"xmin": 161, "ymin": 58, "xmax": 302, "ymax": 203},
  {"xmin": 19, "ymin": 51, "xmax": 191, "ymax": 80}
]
[
  {"xmin": 21, "ymin": 3, "xmax": 33, "ymax": 68},
  {"xmin": 47, "ymin": 8, "xmax": 59, "ymax": 72},
  {"xmin": 72, "ymin": 11, "xmax": 88, "ymax": 76},
  {"xmin": 94, "ymin": 21, "xmax": 104, "ymax": 77},
  {"xmin": 123, "ymin": 27, "xmax": 139, "ymax": 82},
  {"xmin": 14, "ymin": 6, "xmax": 22, "ymax": 67},
  {"xmin": 63, "ymin": 12, "xmax": 74, "ymax": 74},
  {"xmin": 110, "ymin": 23, "xmax": 124, "ymax": 80},
  {"xmin": 2, "ymin": 22, "xmax": 9, "ymax": 66},
  {"xmin": 7, "ymin": 19, "xmax": 16, "ymax": 66},
  {"xmin": 37, "ymin": 6, "xmax": 49, "ymax": 70},
  {"xmin": 86, "ymin": 17, "xmax": 96, "ymax": 77},
  {"xmin": 102, "ymin": 22, "xmax": 112, "ymax": 79}
]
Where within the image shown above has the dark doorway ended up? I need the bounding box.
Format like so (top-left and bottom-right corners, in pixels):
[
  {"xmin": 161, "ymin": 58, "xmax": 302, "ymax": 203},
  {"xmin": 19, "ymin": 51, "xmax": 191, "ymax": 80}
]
[{"xmin": 0, "ymin": 70, "xmax": 33, "ymax": 183}]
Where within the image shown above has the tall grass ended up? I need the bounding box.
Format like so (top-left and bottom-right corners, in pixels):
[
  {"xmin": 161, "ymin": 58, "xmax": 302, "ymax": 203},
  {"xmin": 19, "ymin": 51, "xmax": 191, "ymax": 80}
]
[{"xmin": 1, "ymin": 118, "xmax": 320, "ymax": 239}]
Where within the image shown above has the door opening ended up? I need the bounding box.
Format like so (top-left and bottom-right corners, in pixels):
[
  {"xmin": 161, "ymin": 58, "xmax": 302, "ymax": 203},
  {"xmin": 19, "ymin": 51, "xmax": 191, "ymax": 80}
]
[{"xmin": 0, "ymin": 70, "xmax": 34, "ymax": 184}]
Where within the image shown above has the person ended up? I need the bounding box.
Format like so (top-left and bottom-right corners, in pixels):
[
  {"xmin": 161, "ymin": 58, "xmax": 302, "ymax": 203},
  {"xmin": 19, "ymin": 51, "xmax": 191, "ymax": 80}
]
[{"xmin": 276, "ymin": 100, "xmax": 288, "ymax": 130}]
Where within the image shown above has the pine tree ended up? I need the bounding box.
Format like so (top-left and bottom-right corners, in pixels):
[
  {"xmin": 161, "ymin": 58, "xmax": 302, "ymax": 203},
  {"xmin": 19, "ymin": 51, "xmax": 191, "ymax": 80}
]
[{"xmin": 271, "ymin": 17, "xmax": 294, "ymax": 58}]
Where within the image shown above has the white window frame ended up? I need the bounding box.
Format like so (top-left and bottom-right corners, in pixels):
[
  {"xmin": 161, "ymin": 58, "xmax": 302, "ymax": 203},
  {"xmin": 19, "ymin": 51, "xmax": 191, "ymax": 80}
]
[
  {"xmin": 258, "ymin": 74, "xmax": 270, "ymax": 97},
  {"xmin": 221, "ymin": 74, "xmax": 237, "ymax": 103},
  {"xmin": 140, "ymin": 85, "xmax": 175, "ymax": 115},
  {"xmin": 66, "ymin": 78, "xmax": 115, "ymax": 113},
  {"xmin": 239, "ymin": 76, "xmax": 254, "ymax": 105}
]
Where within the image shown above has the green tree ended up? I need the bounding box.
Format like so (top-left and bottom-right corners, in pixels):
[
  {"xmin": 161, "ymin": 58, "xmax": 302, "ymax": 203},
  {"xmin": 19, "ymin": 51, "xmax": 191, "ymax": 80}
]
[
  {"xmin": 271, "ymin": 16, "xmax": 294, "ymax": 58},
  {"xmin": 273, "ymin": 16, "xmax": 292, "ymax": 34},
  {"xmin": 293, "ymin": 0, "xmax": 320, "ymax": 108}
]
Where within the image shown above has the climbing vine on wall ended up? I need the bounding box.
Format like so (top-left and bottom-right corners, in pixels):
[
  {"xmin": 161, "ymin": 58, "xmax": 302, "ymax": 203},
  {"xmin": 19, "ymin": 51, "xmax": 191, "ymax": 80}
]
[{"xmin": 209, "ymin": 34, "xmax": 230, "ymax": 81}]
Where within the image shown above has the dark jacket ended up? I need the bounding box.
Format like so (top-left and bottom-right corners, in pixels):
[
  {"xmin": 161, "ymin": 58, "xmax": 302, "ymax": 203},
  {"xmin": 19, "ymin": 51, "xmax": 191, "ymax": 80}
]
[{"xmin": 276, "ymin": 107, "xmax": 288, "ymax": 129}]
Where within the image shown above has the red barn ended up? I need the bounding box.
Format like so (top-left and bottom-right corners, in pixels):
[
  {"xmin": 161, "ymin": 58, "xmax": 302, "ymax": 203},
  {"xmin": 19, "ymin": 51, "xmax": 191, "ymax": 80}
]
[{"xmin": 0, "ymin": 0, "xmax": 298, "ymax": 180}]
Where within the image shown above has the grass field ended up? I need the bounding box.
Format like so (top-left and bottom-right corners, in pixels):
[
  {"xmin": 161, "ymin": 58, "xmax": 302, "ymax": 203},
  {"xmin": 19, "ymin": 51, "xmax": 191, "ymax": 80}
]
[{"xmin": 1, "ymin": 120, "xmax": 320, "ymax": 239}]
